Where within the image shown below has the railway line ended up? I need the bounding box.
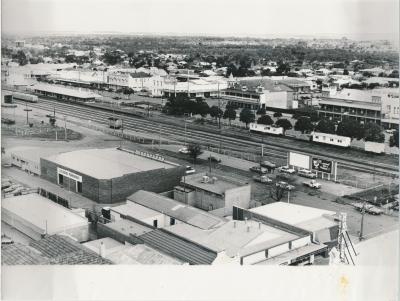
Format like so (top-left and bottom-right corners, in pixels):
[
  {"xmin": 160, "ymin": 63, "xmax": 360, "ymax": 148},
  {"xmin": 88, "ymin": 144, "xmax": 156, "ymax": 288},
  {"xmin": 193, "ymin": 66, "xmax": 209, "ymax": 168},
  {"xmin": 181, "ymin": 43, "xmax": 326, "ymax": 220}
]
[{"xmin": 12, "ymin": 97, "xmax": 399, "ymax": 177}]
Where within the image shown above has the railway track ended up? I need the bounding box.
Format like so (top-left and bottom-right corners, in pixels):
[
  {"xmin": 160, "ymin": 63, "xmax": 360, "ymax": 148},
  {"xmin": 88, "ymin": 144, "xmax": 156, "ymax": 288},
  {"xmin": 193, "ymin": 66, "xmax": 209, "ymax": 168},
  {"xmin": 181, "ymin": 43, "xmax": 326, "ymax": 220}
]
[{"xmin": 12, "ymin": 97, "xmax": 399, "ymax": 176}]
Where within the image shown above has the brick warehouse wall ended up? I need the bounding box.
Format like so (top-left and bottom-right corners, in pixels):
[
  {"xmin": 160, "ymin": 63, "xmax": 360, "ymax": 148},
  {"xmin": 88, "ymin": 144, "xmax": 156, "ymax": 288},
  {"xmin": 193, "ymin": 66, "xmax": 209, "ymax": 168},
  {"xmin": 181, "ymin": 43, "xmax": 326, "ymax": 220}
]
[
  {"xmin": 111, "ymin": 166, "xmax": 186, "ymax": 203},
  {"xmin": 40, "ymin": 158, "xmax": 186, "ymax": 204},
  {"xmin": 40, "ymin": 158, "xmax": 102, "ymax": 202}
]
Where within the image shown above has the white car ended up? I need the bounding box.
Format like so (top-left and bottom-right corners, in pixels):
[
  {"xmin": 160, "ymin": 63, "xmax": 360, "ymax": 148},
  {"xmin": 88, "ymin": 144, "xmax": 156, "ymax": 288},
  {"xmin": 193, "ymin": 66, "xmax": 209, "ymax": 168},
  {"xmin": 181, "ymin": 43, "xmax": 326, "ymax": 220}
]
[
  {"xmin": 185, "ymin": 166, "xmax": 196, "ymax": 175},
  {"xmin": 179, "ymin": 147, "xmax": 190, "ymax": 154},
  {"xmin": 278, "ymin": 166, "xmax": 296, "ymax": 174},
  {"xmin": 298, "ymin": 169, "xmax": 317, "ymax": 179},
  {"xmin": 276, "ymin": 181, "xmax": 295, "ymax": 190}
]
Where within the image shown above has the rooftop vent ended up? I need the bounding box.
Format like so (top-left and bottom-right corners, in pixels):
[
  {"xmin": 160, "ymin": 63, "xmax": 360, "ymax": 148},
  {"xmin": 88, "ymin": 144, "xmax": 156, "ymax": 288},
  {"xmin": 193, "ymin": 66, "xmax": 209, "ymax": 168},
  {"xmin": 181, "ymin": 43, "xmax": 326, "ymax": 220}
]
[{"xmin": 201, "ymin": 175, "xmax": 210, "ymax": 183}]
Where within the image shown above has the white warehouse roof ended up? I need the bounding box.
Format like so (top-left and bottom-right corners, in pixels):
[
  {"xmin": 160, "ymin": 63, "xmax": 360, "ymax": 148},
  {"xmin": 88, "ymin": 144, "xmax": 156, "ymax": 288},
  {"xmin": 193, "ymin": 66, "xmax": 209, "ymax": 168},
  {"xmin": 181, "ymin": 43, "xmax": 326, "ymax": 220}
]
[{"xmin": 1, "ymin": 194, "xmax": 88, "ymax": 235}]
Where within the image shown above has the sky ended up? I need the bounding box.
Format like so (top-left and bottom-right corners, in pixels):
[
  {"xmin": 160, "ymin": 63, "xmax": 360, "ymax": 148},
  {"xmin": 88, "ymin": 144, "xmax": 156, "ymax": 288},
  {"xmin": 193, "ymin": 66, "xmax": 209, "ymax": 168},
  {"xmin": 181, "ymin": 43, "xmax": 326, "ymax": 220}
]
[{"xmin": 2, "ymin": 0, "xmax": 399, "ymax": 40}]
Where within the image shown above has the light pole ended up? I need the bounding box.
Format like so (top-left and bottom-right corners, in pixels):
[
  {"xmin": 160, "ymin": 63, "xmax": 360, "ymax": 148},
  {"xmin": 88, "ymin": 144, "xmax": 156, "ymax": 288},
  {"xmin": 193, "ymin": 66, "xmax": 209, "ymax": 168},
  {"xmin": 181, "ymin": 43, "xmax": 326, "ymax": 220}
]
[
  {"xmin": 359, "ymin": 200, "xmax": 366, "ymax": 241},
  {"xmin": 23, "ymin": 104, "xmax": 32, "ymax": 125}
]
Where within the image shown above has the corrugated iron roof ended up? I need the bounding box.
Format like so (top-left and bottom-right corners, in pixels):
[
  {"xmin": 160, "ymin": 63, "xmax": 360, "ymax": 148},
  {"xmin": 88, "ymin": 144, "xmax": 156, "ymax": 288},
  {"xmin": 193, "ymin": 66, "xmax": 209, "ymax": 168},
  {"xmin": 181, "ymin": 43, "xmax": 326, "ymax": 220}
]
[
  {"xmin": 127, "ymin": 190, "xmax": 226, "ymax": 230},
  {"xmin": 139, "ymin": 229, "xmax": 217, "ymax": 265}
]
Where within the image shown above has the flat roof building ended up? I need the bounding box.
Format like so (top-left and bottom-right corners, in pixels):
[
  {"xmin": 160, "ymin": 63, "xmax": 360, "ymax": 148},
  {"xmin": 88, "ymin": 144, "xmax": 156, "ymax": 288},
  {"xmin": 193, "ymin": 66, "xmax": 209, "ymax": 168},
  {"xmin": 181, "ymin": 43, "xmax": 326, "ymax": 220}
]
[
  {"xmin": 249, "ymin": 202, "xmax": 339, "ymax": 245},
  {"xmin": 319, "ymin": 88, "xmax": 399, "ymax": 129},
  {"xmin": 174, "ymin": 172, "xmax": 251, "ymax": 216},
  {"xmin": 223, "ymin": 77, "xmax": 295, "ymax": 111},
  {"xmin": 40, "ymin": 148, "xmax": 185, "ymax": 204},
  {"xmin": 83, "ymin": 237, "xmax": 184, "ymax": 265},
  {"xmin": 1, "ymin": 193, "xmax": 90, "ymax": 242}
]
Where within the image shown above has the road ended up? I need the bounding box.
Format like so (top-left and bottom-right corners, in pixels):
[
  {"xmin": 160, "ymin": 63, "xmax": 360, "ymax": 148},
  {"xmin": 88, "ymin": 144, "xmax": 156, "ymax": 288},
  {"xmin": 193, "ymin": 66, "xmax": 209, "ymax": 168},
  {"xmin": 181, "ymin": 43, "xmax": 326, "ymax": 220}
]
[{"xmin": 11, "ymin": 95, "xmax": 398, "ymax": 178}]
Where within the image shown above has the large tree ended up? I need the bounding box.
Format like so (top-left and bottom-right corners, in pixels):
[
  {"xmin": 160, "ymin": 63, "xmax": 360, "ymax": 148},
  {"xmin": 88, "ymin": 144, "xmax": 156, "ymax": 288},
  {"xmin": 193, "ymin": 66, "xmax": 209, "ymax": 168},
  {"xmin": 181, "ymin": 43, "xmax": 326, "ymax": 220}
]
[
  {"xmin": 194, "ymin": 99, "xmax": 210, "ymax": 117},
  {"xmin": 293, "ymin": 107, "xmax": 320, "ymax": 122},
  {"xmin": 188, "ymin": 143, "xmax": 203, "ymax": 164},
  {"xmin": 364, "ymin": 123, "xmax": 385, "ymax": 143},
  {"xmin": 209, "ymin": 105, "xmax": 223, "ymax": 126},
  {"xmin": 275, "ymin": 118, "xmax": 292, "ymax": 134},
  {"xmin": 315, "ymin": 119, "xmax": 336, "ymax": 134},
  {"xmin": 257, "ymin": 115, "xmax": 274, "ymax": 125},
  {"xmin": 239, "ymin": 108, "xmax": 255, "ymax": 128},
  {"xmin": 223, "ymin": 105, "xmax": 237, "ymax": 125},
  {"xmin": 294, "ymin": 116, "xmax": 313, "ymax": 134},
  {"xmin": 336, "ymin": 119, "xmax": 364, "ymax": 140}
]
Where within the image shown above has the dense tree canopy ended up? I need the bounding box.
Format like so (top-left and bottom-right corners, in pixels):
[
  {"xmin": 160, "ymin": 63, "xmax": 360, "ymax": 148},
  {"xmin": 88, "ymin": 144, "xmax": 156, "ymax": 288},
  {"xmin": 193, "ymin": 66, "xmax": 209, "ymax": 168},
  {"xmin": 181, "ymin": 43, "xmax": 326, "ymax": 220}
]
[
  {"xmin": 315, "ymin": 119, "xmax": 336, "ymax": 134},
  {"xmin": 294, "ymin": 116, "xmax": 313, "ymax": 134},
  {"xmin": 240, "ymin": 108, "xmax": 255, "ymax": 128},
  {"xmin": 257, "ymin": 115, "xmax": 274, "ymax": 125},
  {"xmin": 336, "ymin": 119, "xmax": 364, "ymax": 140},
  {"xmin": 364, "ymin": 123, "xmax": 385, "ymax": 143},
  {"xmin": 223, "ymin": 105, "xmax": 237, "ymax": 125},
  {"xmin": 275, "ymin": 118, "xmax": 292, "ymax": 133}
]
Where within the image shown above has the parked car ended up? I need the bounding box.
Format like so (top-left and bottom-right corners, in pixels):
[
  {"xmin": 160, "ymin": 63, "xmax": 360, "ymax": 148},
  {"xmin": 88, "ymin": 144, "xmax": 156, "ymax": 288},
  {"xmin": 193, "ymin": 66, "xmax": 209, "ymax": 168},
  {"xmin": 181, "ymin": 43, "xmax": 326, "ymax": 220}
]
[
  {"xmin": 209, "ymin": 156, "xmax": 221, "ymax": 163},
  {"xmin": 3, "ymin": 184, "xmax": 23, "ymax": 193},
  {"xmin": 113, "ymin": 96, "xmax": 121, "ymax": 100},
  {"xmin": 185, "ymin": 166, "xmax": 196, "ymax": 175},
  {"xmin": 352, "ymin": 202, "xmax": 383, "ymax": 215},
  {"xmin": 385, "ymin": 129, "xmax": 396, "ymax": 134},
  {"xmin": 298, "ymin": 169, "xmax": 317, "ymax": 179},
  {"xmin": 250, "ymin": 166, "xmax": 268, "ymax": 174},
  {"xmin": 253, "ymin": 175, "xmax": 273, "ymax": 184},
  {"xmin": 303, "ymin": 180, "xmax": 321, "ymax": 189},
  {"xmin": 260, "ymin": 161, "xmax": 276, "ymax": 169},
  {"xmin": 179, "ymin": 147, "xmax": 190, "ymax": 154},
  {"xmin": 276, "ymin": 181, "xmax": 295, "ymax": 190},
  {"xmin": 1, "ymin": 180, "xmax": 12, "ymax": 189},
  {"xmin": 277, "ymin": 165, "xmax": 296, "ymax": 174}
]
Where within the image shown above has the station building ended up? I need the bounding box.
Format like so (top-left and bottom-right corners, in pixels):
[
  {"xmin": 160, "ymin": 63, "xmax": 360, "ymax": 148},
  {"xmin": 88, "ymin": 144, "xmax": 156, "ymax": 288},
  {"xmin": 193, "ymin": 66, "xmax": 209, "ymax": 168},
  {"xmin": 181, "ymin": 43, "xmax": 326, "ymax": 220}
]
[
  {"xmin": 40, "ymin": 148, "xmax": 185, "ymax": 204},
  {"xmin": 31, "ymin": 84, "xmax": 102, "ymax": 102}
]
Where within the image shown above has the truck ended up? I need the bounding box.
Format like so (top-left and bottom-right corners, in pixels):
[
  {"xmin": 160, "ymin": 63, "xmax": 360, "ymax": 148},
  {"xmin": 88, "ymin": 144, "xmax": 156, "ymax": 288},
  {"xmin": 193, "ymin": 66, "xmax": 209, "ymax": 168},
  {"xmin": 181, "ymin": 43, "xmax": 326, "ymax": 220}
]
[
  {"xmin": 303, "ymin": 180, "xmax": 321, "ymax": 189},
  {"xmin": 253, "ymin": 175, "xmax": 273, "ymax": 184}
]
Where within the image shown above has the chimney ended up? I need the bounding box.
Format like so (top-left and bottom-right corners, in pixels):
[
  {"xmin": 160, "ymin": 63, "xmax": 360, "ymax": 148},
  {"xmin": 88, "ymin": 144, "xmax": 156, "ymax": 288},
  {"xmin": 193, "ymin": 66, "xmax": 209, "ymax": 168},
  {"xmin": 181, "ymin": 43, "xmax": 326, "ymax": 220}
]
[
  {"xmin": 258, "ymin": 222, "xmax": 261, "ymax": 229},
  {"xmin": 245, "ymin": 217, "xmax": 248, "ymax": 224},
  {"xmin": 247, "ymin": 225, "xmax": 250, "ymax": 233},
  {"xmin": 99, "ymin": 241, "xmax": 106, "ymax": 258},
  {"xmin": 233, "ymin": 221, "xmax": 237, "ymax": 228}
]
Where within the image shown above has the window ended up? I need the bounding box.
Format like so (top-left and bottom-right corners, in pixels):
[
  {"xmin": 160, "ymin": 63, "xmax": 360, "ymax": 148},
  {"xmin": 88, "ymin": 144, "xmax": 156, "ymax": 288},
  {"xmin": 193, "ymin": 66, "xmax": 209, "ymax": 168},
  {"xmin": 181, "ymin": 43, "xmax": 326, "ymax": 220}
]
[
  {"xmin": 330, "ymin": 139, "xmax": 334, "ymax": 142},
  {"xmin": 153, "ymin": 220, "xmax": 158, "ymax": 228},
  {"xmin": 170, "ymin": 218, "xmax": 175, "ymax": 226}
]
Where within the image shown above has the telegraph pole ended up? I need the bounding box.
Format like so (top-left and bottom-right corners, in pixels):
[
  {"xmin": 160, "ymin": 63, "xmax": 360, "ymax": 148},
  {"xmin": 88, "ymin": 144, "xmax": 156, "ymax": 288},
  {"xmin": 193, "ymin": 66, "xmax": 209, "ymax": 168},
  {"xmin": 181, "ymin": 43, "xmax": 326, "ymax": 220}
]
[
  {"xmin": 64, "ymin": 115, "xmax": 67, "ymax": 140},
  {"xmin": 159, "ymin": 123, "xmax": 161, "ymax": 149},
  {"xmin": 218, "ymin": 82, "xmax": 221, "ymax": 129},
  {"xmin": 23, "ymin": 104, "xmax": 32, "ymax": 125},
  {"xmin": 359, "ymin": 201, "xmax": 366, "ymax": 241}
]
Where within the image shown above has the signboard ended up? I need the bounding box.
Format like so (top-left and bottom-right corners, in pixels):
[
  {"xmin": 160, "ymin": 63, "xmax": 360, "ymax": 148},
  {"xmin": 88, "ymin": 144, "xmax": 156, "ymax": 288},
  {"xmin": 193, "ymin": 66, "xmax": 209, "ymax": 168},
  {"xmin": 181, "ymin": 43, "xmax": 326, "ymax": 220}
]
[
  {"xmin": 57, "ymin": 167, "xmax": 82, "ymax": 182},
  {"xmin": 134, "ymin": 150, "xmax": 165, "ymax": 162},
  {"xmin": 289, "ymin": 152, "xmax": 310, "ymax": 170},
  {"xmin": 311, "ymin": 157, "xmax": 333, "ymax": 174}
]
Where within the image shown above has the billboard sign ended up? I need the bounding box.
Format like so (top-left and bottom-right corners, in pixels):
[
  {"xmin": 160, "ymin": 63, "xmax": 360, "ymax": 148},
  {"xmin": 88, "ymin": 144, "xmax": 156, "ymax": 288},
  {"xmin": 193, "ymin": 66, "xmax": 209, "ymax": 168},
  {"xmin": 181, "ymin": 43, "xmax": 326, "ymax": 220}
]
[
  {"xmin": 289, "ymin": 152, "xmax": 310, "ymax": 170},
  {"xmin": 311, "ymin": 157, "xmax": 333, "ymax": 174}
]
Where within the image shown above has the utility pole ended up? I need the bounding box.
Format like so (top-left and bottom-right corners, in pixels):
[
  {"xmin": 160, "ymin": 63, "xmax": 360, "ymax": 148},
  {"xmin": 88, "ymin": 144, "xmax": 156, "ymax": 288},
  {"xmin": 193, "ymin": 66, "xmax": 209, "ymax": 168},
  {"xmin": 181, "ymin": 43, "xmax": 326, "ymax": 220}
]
[
  {"xmin": 287, "ymin": 190, "xmax": 290, "ymax": 203},
  {"xmin": 63, "ymin": 115, "xmax": 67, "ymax": 140},
  {"xmin": 23, "ymin": 104, "xmax": 32, "ymax": 125},
  {"xmin": 159, "ymin": 123, "xmax": 161, "ymax": 149},
  {"xmin": 209, "ymin": 154, "xmax": 212, "ymax": 173},
  {"xmin": 184, "ymin": 119, "xmax": 187, "ymax": 146},
  {"xmin": 359, "ymin": 201, "xmax": 366, "ymax": 241},
  {"xmin": 120, "ymin": 119, "xmax": 124, "ymax": 149},
  {"xmin": 218, "ymin": 82, "xmax": 221, "ymax": 129}
]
